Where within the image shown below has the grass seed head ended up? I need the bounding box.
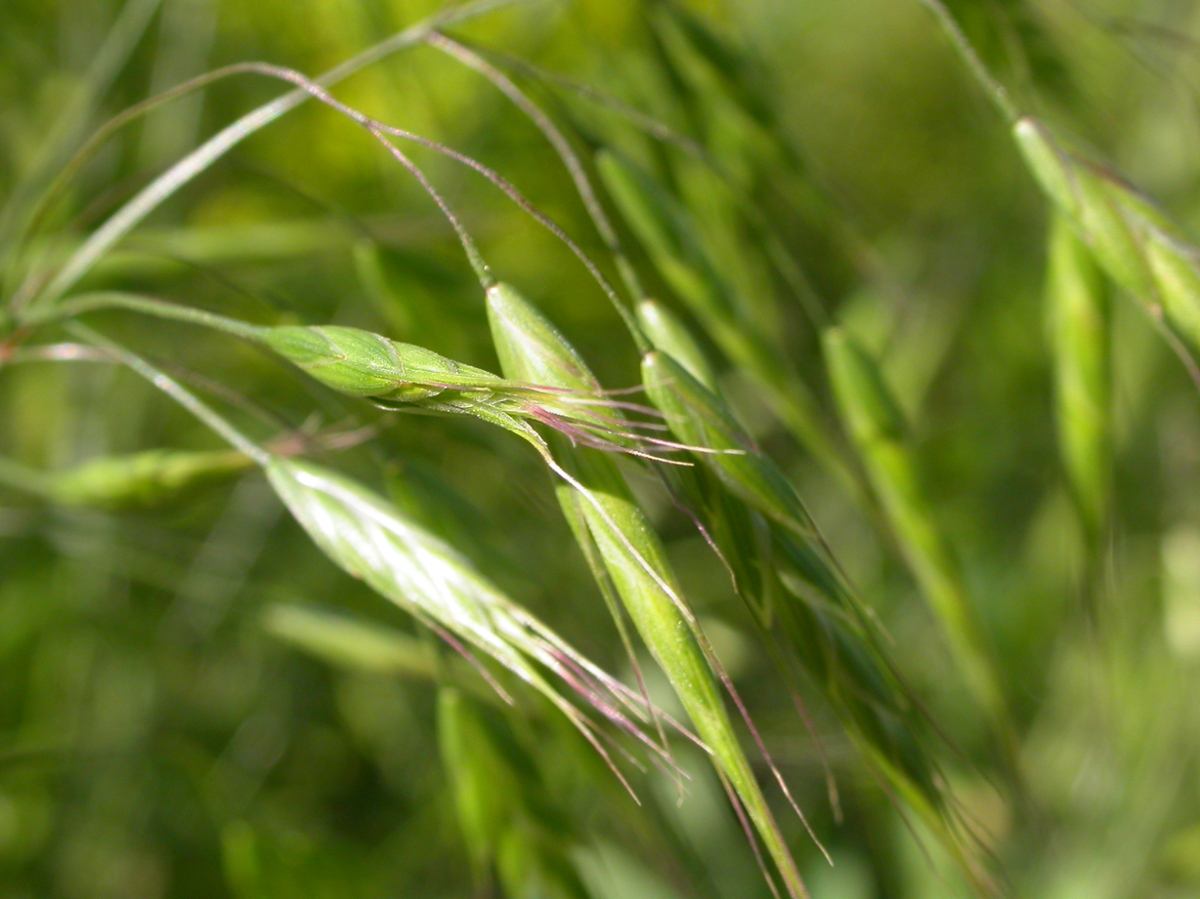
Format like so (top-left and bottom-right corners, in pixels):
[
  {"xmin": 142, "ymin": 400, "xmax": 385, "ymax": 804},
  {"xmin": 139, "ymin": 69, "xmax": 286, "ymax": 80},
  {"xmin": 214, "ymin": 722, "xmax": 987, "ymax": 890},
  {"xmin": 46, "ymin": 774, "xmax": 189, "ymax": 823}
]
[
  {"xmin": 264, "ymin": 455, "xmax": 658, "ymax": 762},
  {"xmin": 1046, "ymin": 214, "xmax": 1112, "ymax": 540},
  {"xmin": 261, "ymin": 324, "xmax": 498, "ymax": 400},
  {"xmin": 637, "ymin": 299, "xmax": 718, "ymax": 391},
  {"xmin": 1015, "ymin": 116, "xmax": 1200, "ymax": 361},
  {"xmin": 486, "ymin": 283, "xmax": 597, "ymax": 391},
  {"xmin": 48, "ymin": 449, "xmax": 252, "ymax": 509},
  {"xmin": 486, "ymin": 291, "xmax": 812, "ymax": 898}
]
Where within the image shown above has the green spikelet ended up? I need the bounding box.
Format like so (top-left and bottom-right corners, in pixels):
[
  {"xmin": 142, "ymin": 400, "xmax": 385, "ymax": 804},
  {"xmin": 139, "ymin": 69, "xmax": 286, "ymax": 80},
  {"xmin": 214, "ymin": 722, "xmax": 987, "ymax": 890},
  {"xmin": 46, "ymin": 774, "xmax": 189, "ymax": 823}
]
[
  {"xmin": 637, "ymin": 299, "xmax": 718, "ymax": 392},
  {"xmin": 1015, "ymin": 117, "xmax": 1200, "ymax": 360},
  {"xmin": 485, "ymin": 281, "xmax": 810, "ymax": 899},
  {"xmin": 1046, "ymin": 214, "xmax": 1112, "ymax": 542},
  {"xmin": 0, "ymin": 449, "xmax": 253, "ymax": 510},
  {"xmin": 823, "ymin": 328, "xmax": 1010, "ymax": 734}
]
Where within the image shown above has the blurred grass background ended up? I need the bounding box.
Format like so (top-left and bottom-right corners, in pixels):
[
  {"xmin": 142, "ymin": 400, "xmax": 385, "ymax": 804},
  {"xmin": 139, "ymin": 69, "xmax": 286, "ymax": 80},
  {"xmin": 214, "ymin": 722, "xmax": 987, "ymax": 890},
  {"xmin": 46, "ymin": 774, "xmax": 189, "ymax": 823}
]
[{"xmin": 3, "ymin": 0, "xmax": 1200, "ymax": 897}]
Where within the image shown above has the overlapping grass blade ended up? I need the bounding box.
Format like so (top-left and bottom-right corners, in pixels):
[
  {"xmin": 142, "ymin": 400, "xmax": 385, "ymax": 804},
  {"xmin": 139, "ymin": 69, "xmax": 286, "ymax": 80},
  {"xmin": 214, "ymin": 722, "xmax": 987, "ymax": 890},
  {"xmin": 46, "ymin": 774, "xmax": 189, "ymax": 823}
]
[
  {"xmin": 439, "ymin": 688, "xmax": 594, "ymax": 899},
  {"xmin": 639, "ymin": 343, "xmax": 949, "ymax": 816},
  {"xmin": 0, "ymin": 0, "xmax": 163, "ymax": 276}
]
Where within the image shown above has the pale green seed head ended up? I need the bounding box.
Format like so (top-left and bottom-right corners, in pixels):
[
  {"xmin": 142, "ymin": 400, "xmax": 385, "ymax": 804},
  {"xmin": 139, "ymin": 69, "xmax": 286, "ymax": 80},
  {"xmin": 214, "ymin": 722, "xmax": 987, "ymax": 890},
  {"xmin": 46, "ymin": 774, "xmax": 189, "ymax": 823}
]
[
  {"xmin": 262, "ymin": 325, "xmax": 418, "ymax": 396},
  {"xmin": 486, "ymin": 293, "xmax": 805, "ymax": 895},
  {"xmin": 262, "ymin": 324, "xmax": 500, "ymax": 400},
  {"xmin": 1014, "ymin": 118, "xmax": 1080, "ymax": 220},
  {"xmin": 1073, "ymin": 166, "xmax": 1156, "ymax": 302},
  {"xmin": 485, "ymin": 282, "xmax": 597, "ymax": 391},
  {"xmin": 1144, "ymin": 229, "xmax": 1200, "ymax": 357},
  {"xmin": 49, "ymin": 449, "xmax": 252, "ymax": 509},
  {"xmin": 1014, "ymin": 117, "xmax": 1158, "ymax": 304},
  {"xmin": 637, "ymin": 299, "xmax": 718, "ymax": 391}
]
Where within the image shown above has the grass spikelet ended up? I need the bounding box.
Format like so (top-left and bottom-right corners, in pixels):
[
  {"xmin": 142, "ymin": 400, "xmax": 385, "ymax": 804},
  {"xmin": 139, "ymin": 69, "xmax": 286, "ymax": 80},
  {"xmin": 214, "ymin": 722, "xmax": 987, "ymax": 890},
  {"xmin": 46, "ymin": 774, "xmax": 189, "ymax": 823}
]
[
  {"xmin": 822, "ymin": 328, "xmax": 1012, "ymax": 743},
  {"xmin": 439, "ymin": 688, "xmax": 593, "ymax": 899},
  {"xmin": 486, "ymin": 280, "xmax": 812, "ymax": 899},
  {"xmin": 1046, "ymin": 214, "xmax": 1112, "ymax": 544},
  {"xmin": 641, "ymin": 348, "xmax": 957, "ymax": 821},
  {"xmin": 0, "ymin": 448, "xmax": 251, "ymax": 510},
  {"xmin": 641, "ymin": 349, "xmax": 817, "ymax": 544},
  {"xmin": 24, "ymin": 291, "xmax": 678, "ymax": 462},
  {"xmin": 1013, "ymin": 117, "xmax": 1200, "ymax": 366},
  {"xmin": 637, "ymin": 299, "xmax": 718, "ymax": 392},
  {"xmin": 265, "ymin": 455, "xmax": 660, "ymax": 771},
  {"xmin": 596, "ymin": 149, "xmax": 860, "ymax": 503}
]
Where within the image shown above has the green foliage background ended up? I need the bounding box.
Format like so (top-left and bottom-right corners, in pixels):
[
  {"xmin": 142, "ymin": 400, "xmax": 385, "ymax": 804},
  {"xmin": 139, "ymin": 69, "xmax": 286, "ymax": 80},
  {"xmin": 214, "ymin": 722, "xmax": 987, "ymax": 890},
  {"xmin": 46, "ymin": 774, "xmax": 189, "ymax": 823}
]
[{"xmin": 3, "ymin": 0, "xmax": 1200, "ymax": 897}]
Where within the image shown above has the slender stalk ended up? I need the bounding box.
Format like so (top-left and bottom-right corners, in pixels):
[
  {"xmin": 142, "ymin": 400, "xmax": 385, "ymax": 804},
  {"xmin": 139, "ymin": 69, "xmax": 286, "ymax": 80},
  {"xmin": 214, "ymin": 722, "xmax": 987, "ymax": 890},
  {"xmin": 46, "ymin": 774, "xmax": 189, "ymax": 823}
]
[
  {"xmin": 913, "ymin": 0, "xmax": 1019, "ymax": 122},
  {"xmin": 23, "ymin": 0, "xmax": 527, "ymax": 312},
  {"xmin": 21, "ymin": 291, "xmax": 266, "ymax": 339},
  {"xmin": 64, "ymin": 322, "xmax": 269, "ymax": 465}
]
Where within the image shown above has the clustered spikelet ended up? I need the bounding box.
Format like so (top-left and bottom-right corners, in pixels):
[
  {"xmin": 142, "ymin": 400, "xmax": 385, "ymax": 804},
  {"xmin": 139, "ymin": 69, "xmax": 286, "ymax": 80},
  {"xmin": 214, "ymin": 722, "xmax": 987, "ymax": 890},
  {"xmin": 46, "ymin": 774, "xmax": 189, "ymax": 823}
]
[
  {"xmin": 1015, "ymin": 117, "xmax": 1200, "ymax": 366},
  {"xmin": 486, "ymin": 280, "xmax": 814, "ymax": 899},
  {"xmin": 258, "ymin": 320, "xmax": 693, "ymax": 463}
]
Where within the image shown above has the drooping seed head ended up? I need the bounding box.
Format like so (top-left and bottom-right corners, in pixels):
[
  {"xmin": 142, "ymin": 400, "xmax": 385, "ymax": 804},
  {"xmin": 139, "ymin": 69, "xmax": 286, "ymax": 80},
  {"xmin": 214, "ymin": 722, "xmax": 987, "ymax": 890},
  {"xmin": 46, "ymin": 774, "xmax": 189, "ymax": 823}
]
[
  {"xmin": 261, "ymin": 324, "xmax": 499, "ymax": 400},
  {"xmin": 1143, "ymin": 230, "xmax": 1200, "ymax": 353},
  {"xmin": 49, "ymin": 449, "xmax": 252, "ymax": 509},
  {"xmin": 1046, "ymin": 214, "xmax": 1111, "ymax": 540},
  {"xmin": 1014, "ymin": 117, "xmax": 1079, "ymax": 220},
  {"xmin": 637, "ymin": 299, "xmax": 718, "ymax": 391},
  {"xmin": 485, "ymin": 283, "xmax": 597, "ymax": 391},
  {"xmin": 1015, "ymin": 115, "xmax": 1200, "ymax": 361},
  {"xmin": 643, "ymin": 349, "xmax": 818, "ymax": 540}
]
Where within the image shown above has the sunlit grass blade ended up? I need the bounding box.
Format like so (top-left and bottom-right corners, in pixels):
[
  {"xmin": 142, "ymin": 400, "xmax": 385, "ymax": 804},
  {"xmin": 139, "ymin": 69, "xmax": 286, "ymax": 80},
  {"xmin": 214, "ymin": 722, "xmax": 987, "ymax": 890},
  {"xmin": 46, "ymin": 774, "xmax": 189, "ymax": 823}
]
[
  {"xmin": 0, "ymin": 0, "xmax": 163, "ymax": 276},
  {"xmin": 1046, "ymin": 214, "xmax": 1111, "ymax": 545}
]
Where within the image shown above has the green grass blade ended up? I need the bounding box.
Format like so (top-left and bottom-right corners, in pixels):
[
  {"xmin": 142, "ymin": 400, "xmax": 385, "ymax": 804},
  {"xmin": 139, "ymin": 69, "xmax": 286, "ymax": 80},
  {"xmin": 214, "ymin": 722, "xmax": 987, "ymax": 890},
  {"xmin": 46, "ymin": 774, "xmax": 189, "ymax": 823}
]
[
  {"xmin": 0, "ymin": 0, "xmax": 163, "ymax": 265},
  {"xmin": 28, "ymin": 0, "xmax": 523, "ymax": 310}
]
